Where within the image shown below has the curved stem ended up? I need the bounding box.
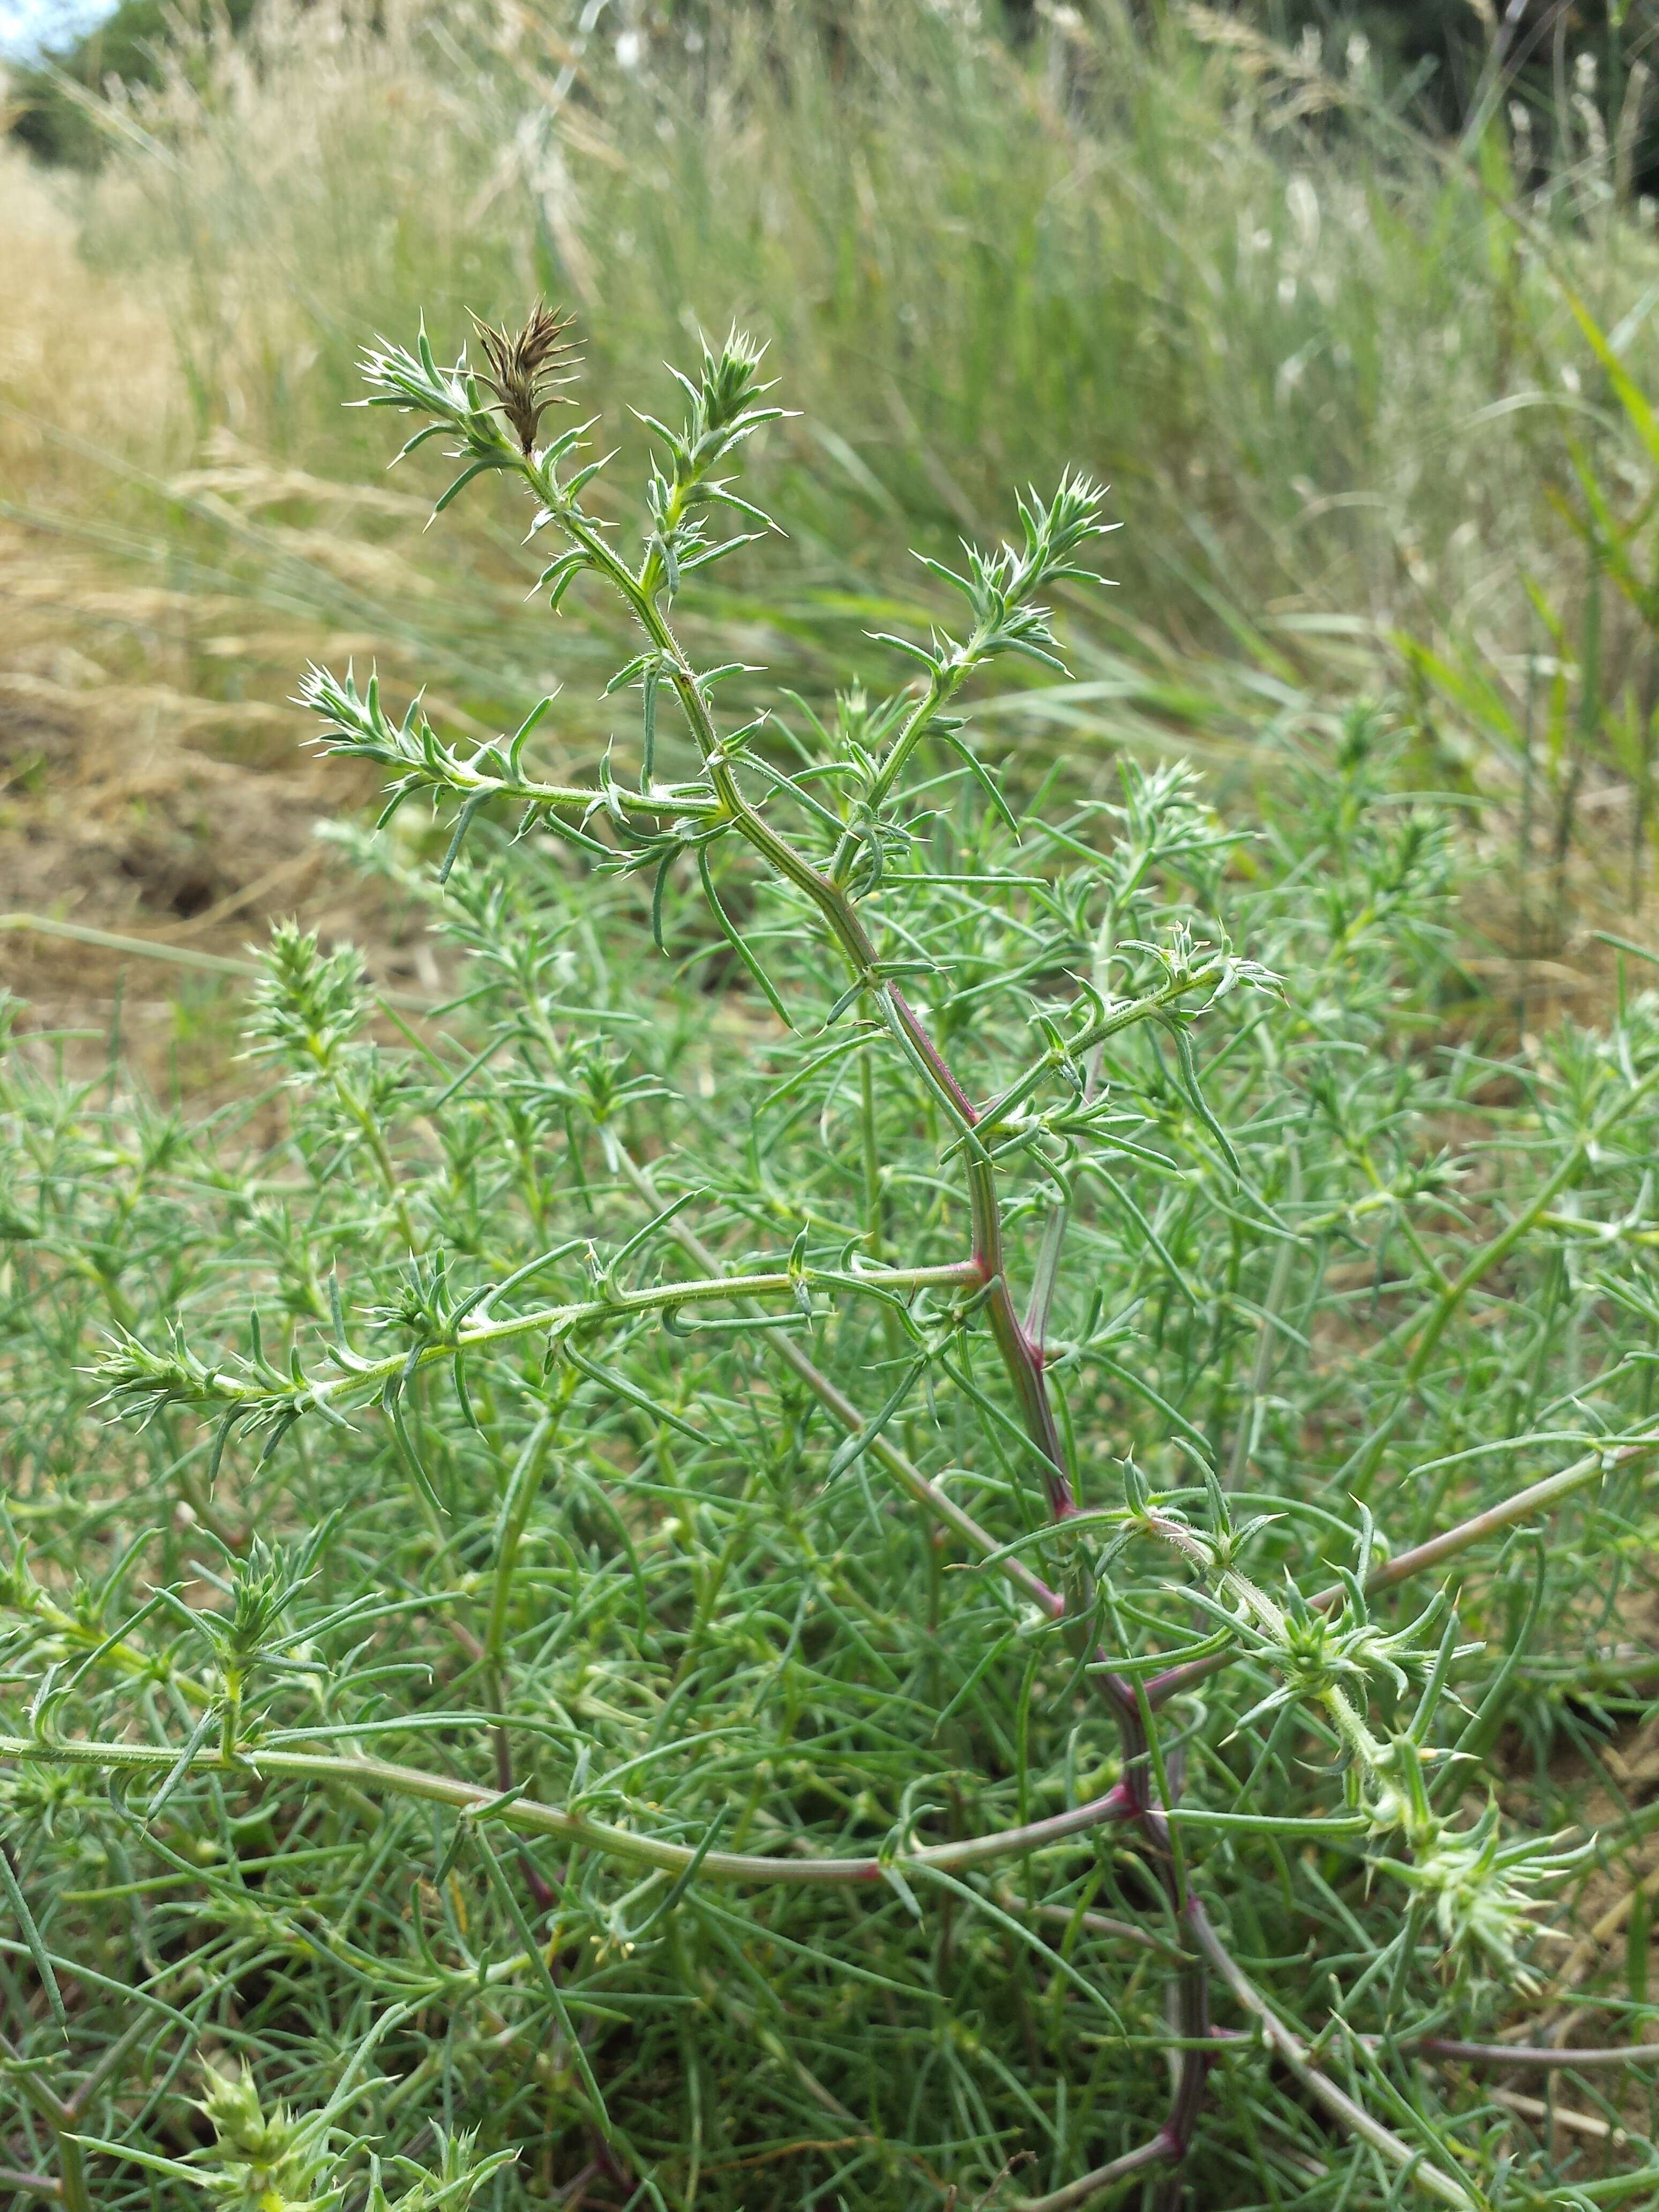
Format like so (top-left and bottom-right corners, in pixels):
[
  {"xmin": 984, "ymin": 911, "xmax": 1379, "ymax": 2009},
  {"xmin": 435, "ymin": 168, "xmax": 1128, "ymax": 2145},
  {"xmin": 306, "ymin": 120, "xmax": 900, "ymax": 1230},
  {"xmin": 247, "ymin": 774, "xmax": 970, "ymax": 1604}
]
[
  {"xmin": 1187, "ymin": 1899, "xmax": 1476, "ymax": 2210},
  {"xmin": 1014, "ymin": 2128, "xmax": 1175, "ymax": 2212},
  {"xmin": 190, "ymin": 1260, "xmax": 981, "ymax": 1425},
  {"xmin": 0, "ymin": 1735, "xmax": 1130, "ymax": 1885}
]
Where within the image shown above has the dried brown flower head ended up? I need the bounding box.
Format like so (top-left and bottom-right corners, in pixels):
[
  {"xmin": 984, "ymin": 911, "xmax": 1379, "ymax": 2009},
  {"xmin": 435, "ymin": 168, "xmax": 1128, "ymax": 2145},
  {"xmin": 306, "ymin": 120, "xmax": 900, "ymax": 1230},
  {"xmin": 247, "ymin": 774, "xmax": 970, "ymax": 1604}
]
[{"xmin": 470, "ymin": 301, "xmax": 581, "ymax": 454}]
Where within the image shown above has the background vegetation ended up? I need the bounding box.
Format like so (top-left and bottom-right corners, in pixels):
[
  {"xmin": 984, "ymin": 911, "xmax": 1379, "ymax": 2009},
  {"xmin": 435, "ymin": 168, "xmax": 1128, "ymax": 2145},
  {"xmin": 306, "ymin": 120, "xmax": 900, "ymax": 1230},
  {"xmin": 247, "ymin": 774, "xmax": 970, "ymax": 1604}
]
[
  {"xmin": 6, "ymin": 3, "xmax": 1659, "ymax": 2208},
  {"xmin": 5, "ymin": 0, "xmax": 1659, "ymax": 1012}
]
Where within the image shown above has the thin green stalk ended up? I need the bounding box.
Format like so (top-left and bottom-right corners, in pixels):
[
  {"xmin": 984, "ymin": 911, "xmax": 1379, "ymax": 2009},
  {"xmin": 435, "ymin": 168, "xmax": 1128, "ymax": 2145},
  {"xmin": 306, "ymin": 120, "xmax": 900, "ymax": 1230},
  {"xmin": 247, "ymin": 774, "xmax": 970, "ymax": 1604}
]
[
  {"xmin": 150, "ymin": 1259, "xmax": 981, "ymax": 1426},
  {"xmin": 1146, "ymin": 1421, "xmax": 1659, "ymax": 1710},
  {"xmin": 1347, "ymin": 1059, "xmax": 1659, "ymax": 1496},
  {"xmin": 0, "ymin": 2033, "xmax": 89, "ymax": 2212},
  {"xmin": 0, "ymin": 1736, "xmax": 1129, "ymax": 1884},
  {"xmin": 517, "ymin": 431, "xmax": 1219, "ymax": 1552},
  {"xmin": 483, "ymin": 1414, "xmax": 560, "ymax": 1705},
  {"xmin": 609, "ymin": 1136, "xmax": 1064, "ymax": 1619}
]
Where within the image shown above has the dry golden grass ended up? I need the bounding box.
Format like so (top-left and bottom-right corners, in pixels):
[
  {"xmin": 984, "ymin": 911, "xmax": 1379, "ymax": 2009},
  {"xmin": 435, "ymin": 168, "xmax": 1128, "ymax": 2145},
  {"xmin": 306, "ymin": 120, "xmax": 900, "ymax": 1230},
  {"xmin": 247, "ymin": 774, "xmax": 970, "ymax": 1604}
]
[
  {"xmin": 0, "ymin": 150, "xmax": 395, "ymax": 1055},
  {"xmin": 6, "ymin": 0, "xmax": 1659, "ymax": 1058},
  {"xmin": 0, "ymin": 148, "xmax": 180, "ymax": 475}
]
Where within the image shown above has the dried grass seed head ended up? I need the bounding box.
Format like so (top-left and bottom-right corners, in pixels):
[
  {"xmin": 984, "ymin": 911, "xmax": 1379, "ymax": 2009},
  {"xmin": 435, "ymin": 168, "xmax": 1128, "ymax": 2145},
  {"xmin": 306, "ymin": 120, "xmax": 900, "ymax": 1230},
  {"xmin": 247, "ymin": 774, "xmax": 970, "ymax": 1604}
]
[{"xmin": 470, "ymin": 300, "xmax": 581, "ymax": 454}]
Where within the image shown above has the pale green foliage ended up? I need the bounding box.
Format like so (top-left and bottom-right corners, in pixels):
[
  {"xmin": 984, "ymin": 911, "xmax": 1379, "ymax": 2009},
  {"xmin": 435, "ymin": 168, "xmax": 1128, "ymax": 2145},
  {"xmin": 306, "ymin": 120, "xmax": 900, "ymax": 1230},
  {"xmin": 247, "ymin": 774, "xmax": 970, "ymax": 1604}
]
[{"xmin": 4, "ymin": 319, "xmax": 1659, "ymax": 2212}]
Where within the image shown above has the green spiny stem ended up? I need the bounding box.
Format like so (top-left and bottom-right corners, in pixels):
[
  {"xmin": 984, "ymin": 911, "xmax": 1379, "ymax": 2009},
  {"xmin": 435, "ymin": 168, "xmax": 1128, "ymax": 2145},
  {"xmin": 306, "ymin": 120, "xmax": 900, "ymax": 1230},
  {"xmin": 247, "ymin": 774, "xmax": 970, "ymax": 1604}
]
[
  {"xmin": 545, "ymin": 485, "xmax": 1191, "ymax": 1977},
  {"xmin": 8, "ymin": 1586, "xmax": 215, "ymax": 1708},
  {"xmin": 521, "ymin": 448, "xmax": 1100, "ymax": 1553},
  {"xmin": 170, "ymin": 1260, "xmax": 979, "ymax": 1423},
  {"xmin": 825, "ymin": 660, "xmax": 969, "ymax": 887},
  {"xmin": 862, "ymin": 661, "xmax": 970, "ymax": 819},
  {"xmin": 427, "ymin": 757, "xmax": 723, "ymax": 819},
  {"xmin": 0, "ymin": 1736, "xmax": 1130, "ymax": 1883},
  {"xmin": 218, "ymin": 1664, "xmax": 242, "ymax": 1762},
  {"xmin": 521, "ymin": 445, "xmax": 1229, "ymax": 1616},
  {"xmin": 972, "ymin": 960, "xmax": 1227, "ymax": 1135}
]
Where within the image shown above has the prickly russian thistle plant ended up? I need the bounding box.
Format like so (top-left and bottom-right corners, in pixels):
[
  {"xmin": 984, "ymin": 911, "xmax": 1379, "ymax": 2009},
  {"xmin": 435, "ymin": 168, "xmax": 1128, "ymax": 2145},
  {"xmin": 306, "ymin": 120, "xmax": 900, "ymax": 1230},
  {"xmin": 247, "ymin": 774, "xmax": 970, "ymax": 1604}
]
[{"xmin": 5, "ymin": 309, "xmax": 1659, "ymax": 2210}]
